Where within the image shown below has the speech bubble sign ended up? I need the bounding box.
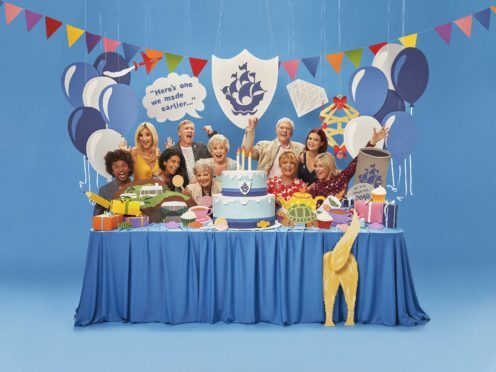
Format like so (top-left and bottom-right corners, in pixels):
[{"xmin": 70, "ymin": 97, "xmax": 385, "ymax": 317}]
[{"xmin": 142, "ymin": 72, "xmax": 207, "ymax": 122}]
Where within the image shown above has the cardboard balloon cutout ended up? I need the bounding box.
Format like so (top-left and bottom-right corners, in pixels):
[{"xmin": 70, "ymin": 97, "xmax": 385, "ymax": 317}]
[
  {"xmin": 86, "ymin": 128, "xmax": 123, "ymax": 181},
  {"xmin": 287, "ymin": 79, "xmax": 328, "ymax": 117},
  {"xmin": 372, "ymin": 43, "xmax": 405, "ymax": 90},
  {"xmin": 212, "ymin": 49, "xmax": 278, "ymax": 129},
  {"xmin": 82, "ymin": 76, "xmax": 117, "ymax": 110},
  {"xmin": 142, "ymin": 73, "xmax": 207, "ymax": 122},
  {"xmin": 61, "ymin": 63, "xmax": 99, "ymax": 108},
  {"xmin": 343, "ymin": 116, "xmax": 384, "ymax": 158}
]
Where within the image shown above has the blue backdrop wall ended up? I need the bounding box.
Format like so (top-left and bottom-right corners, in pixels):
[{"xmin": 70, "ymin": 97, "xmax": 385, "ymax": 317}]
[{"xmin": 0, "ymin": 0, "xmax": 494, "ymax": 287}]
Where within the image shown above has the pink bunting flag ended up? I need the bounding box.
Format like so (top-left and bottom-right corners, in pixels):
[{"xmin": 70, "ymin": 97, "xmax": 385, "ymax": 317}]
[
  {"xmin": 25, "ymin": 10, "xmax": 42, "ymax": 31},
  {"xmin": 5, "ymin": 2, "xmax": 23, "ymax": 25},
  {"xmin": 454, "ymin": 15, "xmax": 472, "ymax": 37},
  {"xmin": 434, "ymin": 23, "xmax": 452, "ymax": 45},
  {"xmin": 102, "ymin": 37, "xmax": 121, "ymax": 52},
  {"xmin": 281, "ymin": 60, "xmax": 300, "ymax": 80}
]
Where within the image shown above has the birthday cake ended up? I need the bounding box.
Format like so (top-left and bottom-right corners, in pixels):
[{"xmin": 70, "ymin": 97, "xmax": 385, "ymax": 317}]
[{"xmin": 212, "ymin": 170, "xmax": 275, "ymax": 228}]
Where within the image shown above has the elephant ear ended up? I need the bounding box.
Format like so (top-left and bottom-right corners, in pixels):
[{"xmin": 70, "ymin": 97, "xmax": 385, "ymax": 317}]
[{"xmin": 330, "ymin": 211, "xmax": 360, "ymax": 272}]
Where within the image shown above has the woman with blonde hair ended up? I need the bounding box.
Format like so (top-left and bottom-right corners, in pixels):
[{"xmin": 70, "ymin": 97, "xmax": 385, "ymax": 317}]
[
  {"xmin": 184, "ymin": 159, "xmax": 222, "ymax": 204},
  {"xmin": 120, "ymin": 122, "xmax": 161, "ymax": 181},
  {"xmin": 267, "ymin": 150, "xmax": 306, "ymax": 201},
  {"xmin": 308, "ymin": 128, "xmax": 388, "ymax": 199}
]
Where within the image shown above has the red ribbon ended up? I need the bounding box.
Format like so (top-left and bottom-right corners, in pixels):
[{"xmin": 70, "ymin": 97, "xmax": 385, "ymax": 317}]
[
  {"xmin": 332, "ymin": 96, "xmax": 349, "ymax": 110},
  {"xmin": 333, "ymin": 145, "xmax": 347, "ymax": 159}
]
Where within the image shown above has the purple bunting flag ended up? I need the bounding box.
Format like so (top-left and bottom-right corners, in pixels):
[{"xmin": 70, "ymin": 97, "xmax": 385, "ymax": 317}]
[
  {"xmin": 302, "ymin": 56, "xmax": 320, "ymax": 78},
  {"xmin": 474, "ymin": 8, "xmax": 490, "ymax": 30},
  {"xmin": 434, "ymin": 23, "xmax": 452, "ymax": 45},
  {"xmin": 25, "ymin": 10, "xmax": 43, "ymax": 32},
  {"xmin": 85, "ymin": 32, "xmax": 101, "ymax": 54}
]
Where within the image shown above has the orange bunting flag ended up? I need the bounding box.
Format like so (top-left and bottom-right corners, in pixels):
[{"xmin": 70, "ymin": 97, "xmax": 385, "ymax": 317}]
[
  {"xmin": 454, "ymin": 15, "xmax": 473, "ymax": 37},
  {"xmin": 189, "ymin": 57, "xmax": 208, "ymax": 77},
  {"xmin": 66, "ymin": 24, "xmax": 85, "ymax": 47},
  {"xmin": 326, "ymin": 52, "xmax": 344, "ymax": 74},
  {"xmin": 45, "ymin": 17, "xmax": 62, "ymax": 39},
  {"xmin": 5, "ymin": 3, "xmax": 23, "ymax": 25},
  {"xmin": 144, "ymin": 49, "xmax": 164, "ymax": 73},
  {"xmin": 491, "ymin": 6, "xmax": 496, "ymax": 14},
  {"xmin": 102, "ymin": 37, "xmax": 120, "ymax": 52}
]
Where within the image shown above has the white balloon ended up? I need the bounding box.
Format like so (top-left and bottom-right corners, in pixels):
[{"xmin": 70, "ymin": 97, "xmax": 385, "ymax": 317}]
[
  {"xmin": 344, "ymin": 116, "xmax": 384, "ymax": 158},
  {"xmin": 372, "ymin": 43, "xmax": 405, "ymax": 90},
  {"xmin": 82, "ymin": 76, "xmax": 116, "ymax": 110},
  {"xmin": 86, "ymin": 128, "xmax": 123, "ymax": 181}
]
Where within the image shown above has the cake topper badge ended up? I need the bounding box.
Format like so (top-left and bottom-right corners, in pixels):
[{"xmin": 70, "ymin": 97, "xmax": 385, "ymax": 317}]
[{"xmin": 172, "ymin": 175, "xmax": 184, "ymax": 192}]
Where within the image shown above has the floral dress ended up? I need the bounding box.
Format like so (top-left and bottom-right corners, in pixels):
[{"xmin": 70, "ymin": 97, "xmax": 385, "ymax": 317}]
[{"xmin": 267, "ymin": 176, "xmax": 306, "ymax": 201}]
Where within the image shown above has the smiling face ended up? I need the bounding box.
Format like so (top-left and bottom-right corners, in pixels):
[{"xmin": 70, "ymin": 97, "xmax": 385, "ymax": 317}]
[
  {"xmin": 196, "ymin": 169, "xmax": 213, "ymax": 189},
  {"xmin": 314, "ymin": 159, "xmax": 331, "ymax": 181},
  {"xmin": 307, "ymin": 133, "xmax": 323, "ymax": 152},
  {"xmin": 276, "ymin": 121, "xmax": 293, "ymax": 145},
  {"xmin": 280, "ymin": 158, "xmax": 296, "ymax": 179},
  {"xmin": 138, "ymin": 127, "xmax": 154, "ymax": 150},
  {"xmin": 164, "ymin": 155, "xmax": 181, "ymax": 176},
  {"xmin": 111, "ymin": 160, "xmax": 131, "ymax": 184},
  {"xmin": 211, "ymin": 142, "xmax": 227, "ymax": 163},
  {"xmin": 178, "ymin": 122, "xmax": 195, "ymax": 146}
]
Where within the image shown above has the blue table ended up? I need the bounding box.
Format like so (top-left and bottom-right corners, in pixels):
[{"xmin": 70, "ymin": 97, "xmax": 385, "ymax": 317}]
[{"xmin": 75, "ymin": 225, "xmax": 429, "ymax": 327}]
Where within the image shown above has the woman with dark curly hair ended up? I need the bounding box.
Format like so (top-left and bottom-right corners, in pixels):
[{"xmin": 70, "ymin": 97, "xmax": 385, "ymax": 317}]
[
  {"xmin": 93, "ymin": 149, "xmax": 134, "ymax": 216},
  {"xmin": 158, "ymin": 148, "xmax": 190, "ymax": 191}
]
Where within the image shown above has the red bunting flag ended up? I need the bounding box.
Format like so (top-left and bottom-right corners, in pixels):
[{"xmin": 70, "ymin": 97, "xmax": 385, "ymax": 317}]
[
  {"xmin": 189, "ymin": 57, "xmax": 208, "ymax": 77},
  {"xmin": 45, "ymin": 16, "xmax": 62, "ymax": 39},
  {"xmin": 368, "ymin": 42, "xmax": 387, "ymax": 55}
]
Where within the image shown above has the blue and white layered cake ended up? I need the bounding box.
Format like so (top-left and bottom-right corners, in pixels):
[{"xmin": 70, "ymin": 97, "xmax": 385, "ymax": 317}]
[{"xmin": 213, "ymin": 170, "xmax": 275, "ymax": 228}]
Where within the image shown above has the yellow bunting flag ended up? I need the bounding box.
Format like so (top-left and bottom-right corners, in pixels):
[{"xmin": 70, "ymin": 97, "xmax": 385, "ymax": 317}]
[
  {"xmin": 326, "ymin": 52, "xmax": 344, "ymax": 74},
  {"xmin": 66, "ymin": 24, "xmax": 85, "ymax": 47},
  {"xmin": 398, "ymin": 33, "xmax": 418, "ymax": 48}
]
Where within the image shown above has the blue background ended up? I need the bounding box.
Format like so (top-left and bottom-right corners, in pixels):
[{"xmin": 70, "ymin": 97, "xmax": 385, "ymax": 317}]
[{"xmin": 1, "ymin": 0, "xmax": 495, "ymax": 371}]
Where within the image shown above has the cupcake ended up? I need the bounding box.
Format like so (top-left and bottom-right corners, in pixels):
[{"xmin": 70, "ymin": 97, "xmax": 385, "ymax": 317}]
[
  {"xmin": 371, "ymin": 185, "xmax": 387, "ymax": 202},
  {"xmin": 316, "ymin": 212, "xmax": 333, "ymax": 229},
  {"xmin": 180, "ymin": 211, "xmax": 196, "ymax": 227}
]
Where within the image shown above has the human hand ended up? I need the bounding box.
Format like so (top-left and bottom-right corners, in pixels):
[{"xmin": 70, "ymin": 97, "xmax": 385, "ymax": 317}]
[
  {"xmin": 165, "ymin": 137, "xmax": 174, "ymax": 149},
  {"xmin": 118, "ymin": 139, "xmax": 129, "ymax": 150},
  {"xmin": 202, "ymin": 125, "xmax": 213, "ymax": 136},
  {"xmin": 370, "ymin": 127, "xmax": 389, "ymax": 146},
  {"xmin": 182, "ymin": 187, "xmax": 192, "ymax": 196},
  {"xmin": 247, "ymin": 117, "xmax": 258, "ymax": 130}
]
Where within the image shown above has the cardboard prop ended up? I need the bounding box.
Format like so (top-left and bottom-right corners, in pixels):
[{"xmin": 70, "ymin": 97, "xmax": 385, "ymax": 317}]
[{"xmin": 286, "ymin": 79, "xmax": 328, "ymax": 117}]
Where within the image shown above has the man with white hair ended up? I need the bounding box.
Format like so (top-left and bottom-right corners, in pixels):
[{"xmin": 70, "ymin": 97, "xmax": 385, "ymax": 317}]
[{"xmin": 241, "ymin": 117, "xmax": 304, "ymax": 177}]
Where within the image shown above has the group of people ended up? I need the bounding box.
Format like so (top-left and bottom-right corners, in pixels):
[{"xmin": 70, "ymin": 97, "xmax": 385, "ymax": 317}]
[{"xmin": 95, "ymin": 116, "xmax": 387, "ymax": 215}]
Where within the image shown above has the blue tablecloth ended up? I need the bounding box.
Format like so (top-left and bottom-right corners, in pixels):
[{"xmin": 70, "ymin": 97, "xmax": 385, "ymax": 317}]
[{"xmin": 74, "ymin": 225, "xmax": 429, "ymax": 327}]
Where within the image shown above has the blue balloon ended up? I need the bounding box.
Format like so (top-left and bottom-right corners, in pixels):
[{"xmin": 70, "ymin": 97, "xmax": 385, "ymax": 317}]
[
  {"xmin": 99, "ymin": 84, "xmax": 138, "ymax": 135},
  {"xmin": 392, "ymin": 48, "xmax": 429, "ymax": 105},
  {"xmin": 349, "ymin": 66, "xmax": 388, "ymax": 116},
  {"xmin": 382, "ymin": 111, "xmax": 416, "ymax": 161},
  {"xmin": 68, "ymin": 107, "xmax": 106, "ymax": 155},
  {"xmin": 93, "ymin": 52, "xmax": 131, "ymax": 85},
  {"xmin": 373, "ymin": 90, "xmax": 405, "ymax": 123},
  {"xmin": 61, "ymin": 63, "xmax": 99, "ymax": 108}
]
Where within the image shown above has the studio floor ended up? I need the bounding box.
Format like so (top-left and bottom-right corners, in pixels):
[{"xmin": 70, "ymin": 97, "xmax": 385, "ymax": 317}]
[{"xmin": 1, "ymin": 256, "xmax": 495, "ymax": 372}]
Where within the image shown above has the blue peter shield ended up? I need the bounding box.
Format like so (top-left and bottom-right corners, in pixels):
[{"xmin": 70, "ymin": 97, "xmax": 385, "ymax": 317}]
[{"xmin": 212, "ymin": 49, "xmax": 278, "ymax": 129}]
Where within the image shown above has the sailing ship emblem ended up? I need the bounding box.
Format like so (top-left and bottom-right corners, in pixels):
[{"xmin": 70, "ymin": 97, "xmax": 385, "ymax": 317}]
[
  {"xmin": 358, "ymin": 164, "xmax": 383, "ymax": 188},
  {"xmin": 212, "ymin": 50, "xmax": 278, "ymax": 129}
]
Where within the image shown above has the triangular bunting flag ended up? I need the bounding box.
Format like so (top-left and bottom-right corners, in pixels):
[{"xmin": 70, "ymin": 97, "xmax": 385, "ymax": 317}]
[
  {"xmin": 45, "ymin": 17, "xmax": 62, "ymax": 39},
  {"xmin": 474, "ymin": 8, "xmax": 490, "ymax": 30},
  {"xmin": 326, "ymin": 52, "xmax": 344, "ymax": 73},
  {"xmin": 0, "ymin": 1, "xmax": 3, "ymax": 6},
  {"xmin": 25, "ymin": 10, "xmax": 42, "ymax": 31},
  {"xmin": 85, "ymin": 32, "xmax": 101, "ymax": 54},
  {"xmin": 122, "ymin": 43, "xmax": 140, "ymax": 63},
  {"xmin": 165, "ymin": 53, "xmax": 183, "ymax": 73},
  {"xmin": 189, "ymin": 57, "xmax": 208, "ymax": 77},
  {"xmin": 398, "ymin": 33, "xmax": 418, "ymax": 48},
  {"xmin": 369, "ymin": 42, "xmax": 387, "ymax": 55},
  {"xmin": 102, "ymin": 37, "xmax": 121, "ymax": 52},
  {"xmin": 491, "ymin": 6, "xmax": 496, "ymax": 14},
  {"xmin": 454, "ymin": 15, "xmax": 473, "ymax": 37},
  {"xmin": 301, "ymin": 56, "xmax": 320, "ymax": 78},
  {"xmin": 434, "ymin": 23, "xmax": 452, "ymax": 45},
  {"xmin": 66, "ymin": 24, "xmax": 84, "ymax": 47},
  {"xmin": 5, "ymin": 3, "xmax": 23, "ymax": 25},
  {"xmin": 143, "ymin": 49, "xmax": 164, "ymax": 73},
  {"xmin": 345, "ymin": 48, "xmax": 363, "ymax": 69},
  {"xmin": 282, "ymin": 60, "xmax": 300, "ymax": 80}
]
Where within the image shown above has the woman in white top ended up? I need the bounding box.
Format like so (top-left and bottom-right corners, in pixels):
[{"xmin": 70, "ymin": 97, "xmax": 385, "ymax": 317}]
[
  {"xmin": 206, "ymin": 134, "xmax": 237, "ymax": 180},
  {"xmin": 184, "ymin": 159, "xmax": 222, "ymax": 204}
]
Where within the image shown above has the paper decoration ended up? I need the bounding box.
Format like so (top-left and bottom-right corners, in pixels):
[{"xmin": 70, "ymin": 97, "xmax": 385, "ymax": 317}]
[
  {"xmin": 25, "ymin": 10, "xmax": 42, "ymax": 32},
  {"xmin": 102, "ymin": 37, "xmax": 120, "ymax": 52},
  {"xmin": 142, "ymin": 73, "xmax": 207, "ymax": 122},
  {"xmin": 372, "ymin": 43, "xmax": 405, "ymax": 89},
  {"xmin": 189, "ymin": 57, "xmax": 208, "ymax": 77},
  {"xmin": 344, "ymin": 116, "xmax": 384, "ymax": 158},
  {"xmin": 454, "ymin": 16, "xmax": 473, "ymax": 37},
  {"xmin": 354, "ymin": 148, "xmax": 391, "ymax": 188},
  {"xmin": 435, "ymin": 23, "xmax": 452, "ymax": 45},
  {"xmin": 86, "ymin": 129, "xmax": 123, "ymax": 180},
  {"xmin": 166, "ymin": 53, "xmax": 183, "ymax": 73},
  {"xmin": 45, "ymin": 17, "xmax": 63, "ymax": 39},
  {"xmin": 346, "ymin": 183, "xmax": 374, "ymax": 201},
  {"xmin": 301, "ymin": 56, "xmax": 320, "ymax": 78},
  {"xmin": 398, "ymin": 33, "xmax": 418, "ymax": 48},
  {"xmin": 474, "ymin": 9, "xmax": 490, "ymax": 30},
  {"xmin": 82, "ymin": 76, "xmax": 117, "ymax": 110},
  {"xmin": 345, "ymin": 48, "xmax": 363, "ymax": 69},
  {"xmin": 85, "ymin": 32, "xmax": 101, "ymax": 54},
  {"xmin": 286, "ymin": 79, "xmax": 328, "ymax": 117},
  {"xmin": 66, "ymin": 25, "xmax": 84, "ymax": 47},
  {"xmin": 320, "ymin": 96, "xmax": 359, "ymax": 157},
  {"xmin": 5, "ymin": 3, "xmax": 22, "ymax": 24},
  {"xmin": 368, "ymin": 42, "xmax": 387, "ymax": 55},
  {"xmin": 323, "ymin": 210, "xmax": 360, "ymax": 327},
  {"xmin": 281, "ymin": 60, "xmax": 300, "ymax": 80},
  {"xmin": 212, "ymin": 49, "xmax": 278, "ymax": 129},
  {"xmin": 122, "ymin": 43, "xmax": 140, "ymax": 63},
  {"xmin": 326, "ymin": 52, "xmax": 344, "ymax": 73},
  {"xmin": 68, "ymin": 107, "xmax": 106, "ymax": 155},
  {"xmin": 383, "ymin": 112, "xmax": 416, "ymax": 161}
]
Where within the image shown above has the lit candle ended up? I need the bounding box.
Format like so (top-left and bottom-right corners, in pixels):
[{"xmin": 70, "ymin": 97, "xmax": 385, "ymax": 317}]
[
  {"xmin": 241, "ymin": 147, "xmax": 245, "ymax": 170},
  {"xmin": 236, "ymin": 148, "xmax": 240, "ymax": 171},
  {"xmin": 248, "ymin": 150, "xmax": 252, "ymax": 171}
]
